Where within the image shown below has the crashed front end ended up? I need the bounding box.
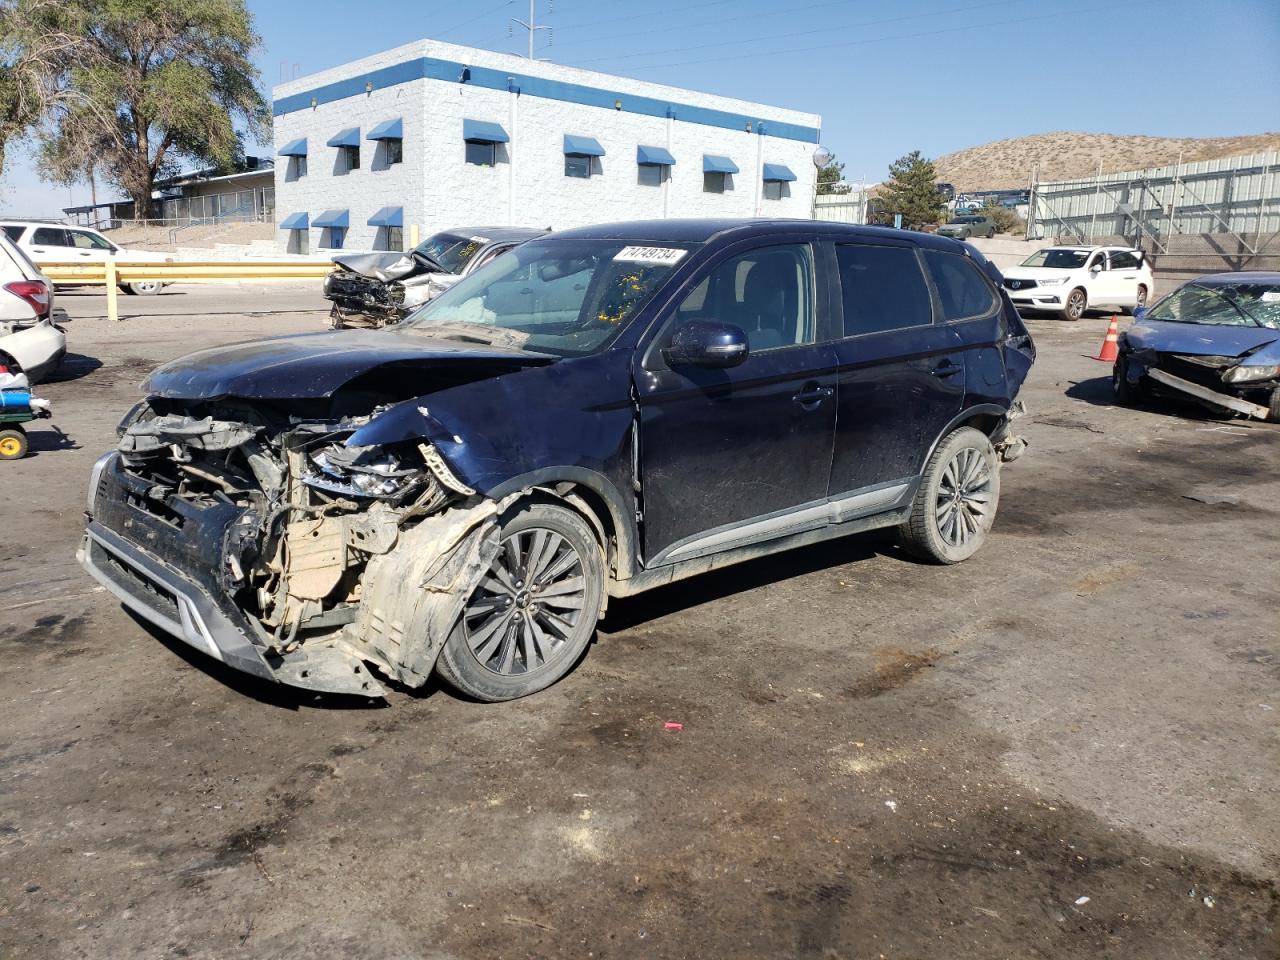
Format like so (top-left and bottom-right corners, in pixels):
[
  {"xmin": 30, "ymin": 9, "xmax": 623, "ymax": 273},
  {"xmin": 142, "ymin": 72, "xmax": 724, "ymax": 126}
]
[
  {"xmin": 324, "ymin": 255, "xmax": 457, "ymax": 329},
  {"xmin": 79, "ymin": 399, "xmax": 500, "ymax": 697},
  {"xmin": 1122, "ymin": 347, "xmax": 1279, "ymax": 420}
]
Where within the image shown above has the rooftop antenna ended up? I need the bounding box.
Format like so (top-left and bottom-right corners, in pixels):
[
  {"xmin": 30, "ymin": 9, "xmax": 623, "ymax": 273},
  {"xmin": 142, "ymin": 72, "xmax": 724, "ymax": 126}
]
[{"xmin": 511, "ymin": 0, "xmax": 551, "ymax": 60}]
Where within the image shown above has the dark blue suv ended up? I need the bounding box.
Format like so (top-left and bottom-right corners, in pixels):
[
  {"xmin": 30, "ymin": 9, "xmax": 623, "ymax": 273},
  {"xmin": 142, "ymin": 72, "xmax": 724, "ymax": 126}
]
[{"xmin": 80, "ymin": 220, "xmax": 1035, "ymax": 702}]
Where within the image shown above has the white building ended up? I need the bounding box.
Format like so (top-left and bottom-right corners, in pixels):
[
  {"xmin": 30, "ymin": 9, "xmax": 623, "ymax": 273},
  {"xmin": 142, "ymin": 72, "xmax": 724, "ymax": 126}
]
[{"xmin": 271, "ymin": 39, "xmax": 822, "ymax": 253}]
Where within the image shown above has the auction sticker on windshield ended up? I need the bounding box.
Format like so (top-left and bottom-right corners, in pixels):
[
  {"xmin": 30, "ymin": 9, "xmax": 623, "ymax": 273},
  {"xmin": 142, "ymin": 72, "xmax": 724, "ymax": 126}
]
[{"xmin": 614, "ymin": 246, "xmax": 688, "ymax": 265}]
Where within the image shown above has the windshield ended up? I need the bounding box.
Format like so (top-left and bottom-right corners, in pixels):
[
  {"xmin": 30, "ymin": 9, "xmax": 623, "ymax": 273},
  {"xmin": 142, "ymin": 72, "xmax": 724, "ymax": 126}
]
[
  {"xmin": 402, "ymin": 238, "xmax": 696, "ymax": 356},
  {"xmin": 948, "ymin": 217, "xmax": 978, "ymax": 224},
  {"xmin": 412, "ymin": 232, "xmax": 489, "ymax": 273},
  {"xmin": 1021, "ymin": 248, "xmax": 1090, "ymax": 269},
  {"xmin": 1147, "ymin": 281, "xmax": 1280, "ymax": 329}
]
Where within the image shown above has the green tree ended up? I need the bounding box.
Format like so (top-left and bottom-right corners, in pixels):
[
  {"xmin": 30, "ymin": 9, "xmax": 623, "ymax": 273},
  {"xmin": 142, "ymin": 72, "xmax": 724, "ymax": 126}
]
[
  {"xmin": 872, "ymin": 150, "xmax": 946, "ymax": 230},
  {"xmin": 0, "ymin": 0, "xmax": 82, "ymax": 174},
  {"xmin": 10, "ymin": 0, "xmax": 268, "ymax": 217},
  {"xmin": 816, "ymin": 152, "xmax": 850, "ymax": 195}
]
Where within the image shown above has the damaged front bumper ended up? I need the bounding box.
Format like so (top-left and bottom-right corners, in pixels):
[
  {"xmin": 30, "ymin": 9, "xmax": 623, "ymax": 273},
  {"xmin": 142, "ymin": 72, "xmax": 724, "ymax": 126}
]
[{"xmin": 1123, "ymin": 350, "xmax": 1277, "ymax": 420}]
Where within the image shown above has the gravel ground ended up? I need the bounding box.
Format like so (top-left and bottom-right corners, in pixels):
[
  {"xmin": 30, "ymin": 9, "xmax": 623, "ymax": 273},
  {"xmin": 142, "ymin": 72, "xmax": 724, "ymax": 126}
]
[{"xmin": 0, "ymin": 285, "xmax": 1276, "ymax": 959}]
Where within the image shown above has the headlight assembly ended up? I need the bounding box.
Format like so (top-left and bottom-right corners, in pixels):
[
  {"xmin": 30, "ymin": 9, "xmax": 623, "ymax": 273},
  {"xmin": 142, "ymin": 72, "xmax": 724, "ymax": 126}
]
[
  {"xmin": 1037, "ymin": 277, "xmax": 1068, "ymax": 287},
  {"xmin": 1222, "ymin": 363, "xmax": 1280, "ymax": 384},
  {"xmin": 305, "ymin": 444, "xmax": 423, "ymax": 499}
]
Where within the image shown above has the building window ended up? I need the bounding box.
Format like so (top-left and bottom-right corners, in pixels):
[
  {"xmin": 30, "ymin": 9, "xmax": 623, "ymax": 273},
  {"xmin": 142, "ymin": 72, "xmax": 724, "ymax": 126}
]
[
  {"xmin": 466, "ymin": 141, "xmax": 496, "ymax": 167},
  {"xmin": 704, "ymin": 171, "xmax": 728, "ymax": 194},
  {"xmin": 386, "ymin": 139, "xmax": 403, "ymax": 165},
  {"xmin": 384, "ymin": 227, "xmax": 403, "ymax": 251},
  {"xmin": 565, "ymin": 154, "xmax": 592, "ymax": 179},
  {"xmin": 292, "ymin": 156, "xmax": 307, "ymax": 178},
  {"xmin": 763, "ymin": 180, "xmax": 783, "ymax": 201},
  {"xmin": 638, "ymin": 164, "xmax": 667, "ymax": 187},
  {"xmin": 287, "ymin": 231, "xmax": 308, "ymax": 255},
  {"xmin": 323, "ymin": 227, "xmax": 345, "ymax": 250},
  {"xmin": 340, "ymin": 145, "xmax": 359, "ymax": 171}
]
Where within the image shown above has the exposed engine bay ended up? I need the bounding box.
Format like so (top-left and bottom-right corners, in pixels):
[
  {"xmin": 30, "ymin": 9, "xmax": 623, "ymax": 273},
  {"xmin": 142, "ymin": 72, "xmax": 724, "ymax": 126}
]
[{"xmin": 110, "ymin": 397, "xmax": 507, "ymax": 695}]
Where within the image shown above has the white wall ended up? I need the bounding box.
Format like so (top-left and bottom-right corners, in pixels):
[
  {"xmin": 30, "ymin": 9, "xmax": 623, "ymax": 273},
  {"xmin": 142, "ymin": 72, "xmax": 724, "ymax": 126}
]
[{"xmin": 272, "ymin": 39, "xmax": 822, "ymax": 251}]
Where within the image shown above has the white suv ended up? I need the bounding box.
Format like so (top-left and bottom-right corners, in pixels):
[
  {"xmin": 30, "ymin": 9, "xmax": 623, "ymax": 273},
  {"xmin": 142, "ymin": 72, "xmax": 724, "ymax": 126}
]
[
  {"xmin": 0, "ymin": 221, "xmax": 171, "ymax": 296},
  {"xmin": 1000, "ymin": 246, "xmax": 1155, "ymax": 321},
  {"xmin": 0, "ymin": 233, "xmax": 65, "ymax": 382}
]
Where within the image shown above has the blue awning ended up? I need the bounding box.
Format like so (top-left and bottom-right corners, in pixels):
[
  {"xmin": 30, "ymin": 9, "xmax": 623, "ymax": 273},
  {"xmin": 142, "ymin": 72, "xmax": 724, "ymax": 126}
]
[
  {"xmin": 326, "ymin": 127, "xmax": 360, "ymax": 148},
  {"xmin": 763, "ymin": 163, "xmax": 797, "ymax": 182},
  {"xmin": 313, "ymin": 209, "xmax": 349, "ymax": 229},
  {"xmin": 278, "ymin": 138, "xmax": 307, "ymax": 158},
  {"xmin": 463, "ymin": 119, "xmax": 509, "ymax": 143},
  {"xmin": 563, "ymin": 135, "xmax": 605, "ymax": 157},
  {"xmin": 278, "ymin": 211, "xmax": 309, "ymax": 231},
  {"xmin": 703, "ymin": 155, "xmax": 739, "ymax": 174},
  {"xmin": 367, "ymin": 206, "xmax": 403, "ymax": 228},
  {"xmin": 636, "ymin": 145, "xmax": 676, "ymax": 166},
  {"xmin": 366, "ymin": 118, "xmax": 403, "ymax": 141}
]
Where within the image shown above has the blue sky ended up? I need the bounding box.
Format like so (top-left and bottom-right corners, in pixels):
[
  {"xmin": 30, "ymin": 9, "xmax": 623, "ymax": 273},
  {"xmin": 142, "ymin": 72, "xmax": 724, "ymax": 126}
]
[{"xmin": 3, "ymin": 0, "xmax": 1278, "ymax": 216}]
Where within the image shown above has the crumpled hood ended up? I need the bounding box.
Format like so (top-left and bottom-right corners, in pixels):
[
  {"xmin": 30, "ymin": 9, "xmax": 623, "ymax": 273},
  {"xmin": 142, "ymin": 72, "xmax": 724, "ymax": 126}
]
[
  {"xmin": 143, "ymin": 330, "xmax": 552, "ymax": 401},
  {"xmin": 331, "ymin": 252, "xmax": 424, "ymax": 281},
  {"xmin": 1124, "ymin": 319, "xmax": 1280, "ymax": 358}
]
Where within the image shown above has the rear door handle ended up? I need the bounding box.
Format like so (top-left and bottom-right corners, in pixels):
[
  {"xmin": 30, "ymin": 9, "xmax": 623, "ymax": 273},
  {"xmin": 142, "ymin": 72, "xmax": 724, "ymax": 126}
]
[
  {"xmin": 792, "ymin": 382, "xmax": 833, "ymax": 406},
  {"xmin": 930, "ymin": 360, "xmax": 963, "ymax": 379}
]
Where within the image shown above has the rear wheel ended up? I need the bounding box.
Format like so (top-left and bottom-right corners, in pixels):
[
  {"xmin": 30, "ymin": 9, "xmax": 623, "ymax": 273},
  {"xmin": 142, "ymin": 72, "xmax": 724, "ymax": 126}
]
[
  {"xmin": 900, "ymin": 426, "xmax": 1001, "ymax": 564},
  {"xmin": 124, "ymin": 281, "xmax": 161, "ymax": 296},
  {"xmin": 1268, "ymin": 387, "xmax": 1280, "ymax": 423},
  {"xmin": 0, "ymin": 427, "xmax": 28, "ymax": 460},
  {"xmin": 1063, "ymin": 287, "xmax": 1087, "ymax": 321},
  {"xmin": 435, "ymin": 501, "xmax": 603, "ymax": 702}
]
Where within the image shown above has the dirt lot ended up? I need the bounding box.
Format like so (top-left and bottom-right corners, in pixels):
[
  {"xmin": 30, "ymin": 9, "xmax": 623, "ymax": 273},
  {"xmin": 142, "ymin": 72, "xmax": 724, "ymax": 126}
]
[{"xmin": 1, "ymin": 285, "xmax": 1277, "ymax": 959}]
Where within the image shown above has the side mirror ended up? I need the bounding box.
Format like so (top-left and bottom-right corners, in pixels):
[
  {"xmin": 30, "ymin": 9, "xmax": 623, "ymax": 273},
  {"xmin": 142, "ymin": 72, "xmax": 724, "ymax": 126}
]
[
  {"xmin": 1133, "ymin": 306, "xmax": 1148, "ymax": 322},
  {"xmin": 664, "ymin": 319, "xmax": 749, "ymax": 368}
]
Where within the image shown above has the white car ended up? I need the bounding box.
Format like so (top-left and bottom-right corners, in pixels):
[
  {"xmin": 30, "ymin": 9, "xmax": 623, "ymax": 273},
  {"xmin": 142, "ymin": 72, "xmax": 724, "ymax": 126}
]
[
  {"xmin": 1001, "ymin": 246, "xmax": 1155, "ymax": 321},
  {"xmin": 0, "ymin": 220, "xmax": 171, "ymax": 296},
  {"xmin": 0, "ymin": 233, "xmax": 65, "ymax": 383}
]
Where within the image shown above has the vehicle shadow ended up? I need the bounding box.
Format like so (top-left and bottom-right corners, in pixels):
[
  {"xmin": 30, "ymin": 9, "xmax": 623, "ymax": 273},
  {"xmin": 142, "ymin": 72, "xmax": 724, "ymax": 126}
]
[
  {"xmin": 43, "ymin": 353, "xmax": 103, "ymax": 383},
  {"xmin": 127, "ymin": 609, "xmax": 391, "ymax": 712},
  {"xmin": 600, "ymin": 531, "xmax": 897, "ymax": 634},
  {"xmin": 1065, "ymin": 375, "xmax": 1252, "ymax": 424}
]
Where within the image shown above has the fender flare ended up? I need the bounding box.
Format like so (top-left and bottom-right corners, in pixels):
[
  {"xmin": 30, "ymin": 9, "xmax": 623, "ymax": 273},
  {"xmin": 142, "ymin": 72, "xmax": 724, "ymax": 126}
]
[
  {"xmin": 920, "ymin": 404, "xmax": 1010, "ymax": 469},
  {"xmin": 484, "ymin": 466, "xmax": 640, "ymax": 582}
]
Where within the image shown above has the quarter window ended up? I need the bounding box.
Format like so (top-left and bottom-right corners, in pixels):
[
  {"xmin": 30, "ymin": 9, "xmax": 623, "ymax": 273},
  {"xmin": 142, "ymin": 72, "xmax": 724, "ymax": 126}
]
[
  {"xmin": 836, "ymin": 243, "xmax": 933, "ymax": 336},
  {"xmin": 1, "ymin": 226, "xmax": 23, "ymax": 242},
  {"xmin": 923, "ymin": 250, "xmax": 998, "ymax": 321},
  {"xmin": 671, "ymin": 244, "xmax": 813, "ymax": 353}
]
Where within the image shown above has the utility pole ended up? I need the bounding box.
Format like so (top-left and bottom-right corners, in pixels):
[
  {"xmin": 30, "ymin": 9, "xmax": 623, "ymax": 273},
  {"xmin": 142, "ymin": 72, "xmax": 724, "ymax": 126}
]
[{"xmin": 511, "ymin": 0, "xmax": 550, "ymax": 60}]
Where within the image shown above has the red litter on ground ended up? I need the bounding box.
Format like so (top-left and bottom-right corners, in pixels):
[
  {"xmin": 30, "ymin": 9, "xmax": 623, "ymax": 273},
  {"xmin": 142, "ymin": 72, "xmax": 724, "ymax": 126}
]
[{"xmin": 663, "ymin": 722, "xmax": 683, "ymax": 731}]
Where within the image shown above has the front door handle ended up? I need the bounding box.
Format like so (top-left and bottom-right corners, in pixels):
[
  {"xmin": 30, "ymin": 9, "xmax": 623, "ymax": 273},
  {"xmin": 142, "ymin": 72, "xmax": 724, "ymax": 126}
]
[
  {"xmin": 792, "ymin": 382, "xmax": 833, "ymax": 407},
  {"xmin": 930, "ymin": 360, "xmax": 963, "ymax": 379}
]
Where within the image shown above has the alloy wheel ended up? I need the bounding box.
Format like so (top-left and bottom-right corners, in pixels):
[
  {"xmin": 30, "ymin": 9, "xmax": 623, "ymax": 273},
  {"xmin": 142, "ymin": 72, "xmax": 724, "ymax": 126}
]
[
  {"xmin": 1066, "ymin": 290, "xmax": 1085, "ymax": 320},
  {"xmin": 935, "ymin": 447, "xmax": 994, "ymax": 548},
  {"xmin": 462, "ymin": 527, "xmax": 587, "ymax": 676}
]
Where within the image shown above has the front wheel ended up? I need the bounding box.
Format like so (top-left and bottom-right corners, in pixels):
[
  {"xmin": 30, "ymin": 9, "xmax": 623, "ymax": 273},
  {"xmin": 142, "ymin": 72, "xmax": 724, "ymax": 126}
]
[
  {"xmin": 435, "ymin": 501, "xmax": 603, "ymax": 702},
  {"xmin": 1063, "ymin": 287, "xmax": 1087, "ymax": 321},
  {"xmin": 899, "ymin": 426, "xmax": 1001, "ymax": 564},
  {"xmin": 1113, "ymin": 355, "xmax": 1145, "ymax": 405}
]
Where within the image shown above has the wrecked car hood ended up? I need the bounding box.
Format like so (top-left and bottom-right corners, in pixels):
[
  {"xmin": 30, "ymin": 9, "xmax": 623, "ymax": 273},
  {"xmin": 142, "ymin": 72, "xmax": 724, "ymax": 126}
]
[
  {"xmin": 143, "ymin": 330, "xmax": 553, "ymax": 401},
  {"xmin": 331, "ymin": 252, "xmax": 423, "ymax": 281},
  {"xmin": 1125, "ymin": 319, "xmax": 1279, "ymax": 358}
]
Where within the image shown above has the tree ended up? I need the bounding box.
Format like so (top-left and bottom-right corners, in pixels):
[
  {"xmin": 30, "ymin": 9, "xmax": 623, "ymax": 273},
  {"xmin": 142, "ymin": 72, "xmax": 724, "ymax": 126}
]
[
  {"xmin": 0, "ymin": 0, "xmax": 84, "ymax": 175},
  {"xmin": 816, "ymin": 153, "xmax": 851, "ymax": 195},
  {"xmin": 871, "ymin": 150, "xmax": 947, "ymax": 230},
  {"xmin": 12, "ymin": 0, "xmax": 268, "ymax": 217}
]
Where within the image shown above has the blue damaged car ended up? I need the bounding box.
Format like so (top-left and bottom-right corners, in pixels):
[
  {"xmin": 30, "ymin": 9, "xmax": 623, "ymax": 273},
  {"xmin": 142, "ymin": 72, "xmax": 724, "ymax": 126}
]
[
  {"xmin": 78, "ymin": 220, "xmax": 1035, "ymax": 702},
  {"xmin": 1114, "ymin": 272, "xmax": 1280, "ymax": 421}
]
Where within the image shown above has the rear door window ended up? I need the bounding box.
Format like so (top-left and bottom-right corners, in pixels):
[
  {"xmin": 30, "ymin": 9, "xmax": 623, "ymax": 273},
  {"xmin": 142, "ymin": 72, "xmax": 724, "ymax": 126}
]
[
  {"xmin": 836, "ymin": 243, "xmax": 933, "ymax": 336},
  {"xmin": 923, "ymin": 250, "xmax": 998, "ymax": 322},
  {"xmin": 1109, "ymin": 250, "xmax": 1139, "ymax": 270},
  {"xmin": 31, "ymin": 227, "xmax": 69, "ymax": 247}
]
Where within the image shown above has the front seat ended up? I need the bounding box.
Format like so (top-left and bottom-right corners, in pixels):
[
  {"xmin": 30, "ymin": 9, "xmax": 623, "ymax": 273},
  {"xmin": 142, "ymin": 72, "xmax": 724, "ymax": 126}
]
[{"xmin": 738, "ymin": 252, "xmax": 800, "ymax": 351}]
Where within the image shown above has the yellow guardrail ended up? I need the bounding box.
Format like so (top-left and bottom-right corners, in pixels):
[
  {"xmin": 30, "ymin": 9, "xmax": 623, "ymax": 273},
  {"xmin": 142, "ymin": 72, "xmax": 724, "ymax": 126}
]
[{"xmin": 38, "ymin": 259, "xmax": 336, "ymax": 322}]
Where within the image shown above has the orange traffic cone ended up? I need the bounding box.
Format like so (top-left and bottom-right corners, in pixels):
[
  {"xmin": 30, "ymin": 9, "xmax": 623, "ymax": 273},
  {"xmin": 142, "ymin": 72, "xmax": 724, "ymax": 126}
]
[{"xmin": 1093, "ymin": 315, "xmax": 1120, "ymax": 362}]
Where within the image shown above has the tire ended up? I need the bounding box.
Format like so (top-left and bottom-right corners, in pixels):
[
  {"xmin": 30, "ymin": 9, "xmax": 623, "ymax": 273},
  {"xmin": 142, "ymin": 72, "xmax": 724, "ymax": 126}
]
[
  {"xmin": 435, "ymin": 501, "xmax": 604, "ymax": 702},
  {"xmin": 0, "ymin": 427, "xmax": 28, "ymax": 460},
  {"xmin": 1063, "ymin": 287, "xmax": 1087, "ymax": 321},
  {"xmin": 1268, "ymin": 387, "xmax": 1280, "ymax": 424},
  {"xmin": 899, "ymin": 426, "xmax": 1001, "ymax": 564},
  {"xmin": 1112, "ymin": 355, "xmax": 1145, "ymax": 405},
  {"xmin": 125, "ymin": 281, "xmax": 161, "ymax": 296}
]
